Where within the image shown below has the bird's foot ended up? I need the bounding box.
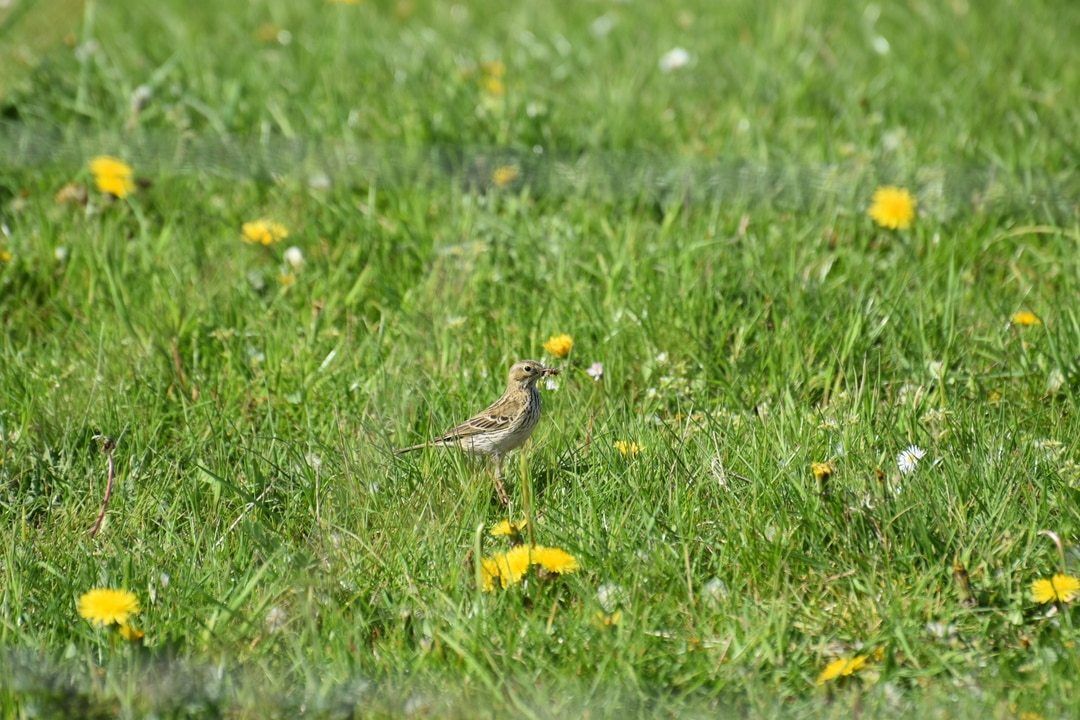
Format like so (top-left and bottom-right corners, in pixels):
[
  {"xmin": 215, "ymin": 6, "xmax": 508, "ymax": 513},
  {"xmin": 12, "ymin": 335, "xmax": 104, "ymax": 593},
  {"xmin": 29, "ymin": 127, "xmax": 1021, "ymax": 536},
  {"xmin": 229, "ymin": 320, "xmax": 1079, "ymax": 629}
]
[{"xmin": 493, "ymin": 474, "xmax": 510, "ymax": 506}]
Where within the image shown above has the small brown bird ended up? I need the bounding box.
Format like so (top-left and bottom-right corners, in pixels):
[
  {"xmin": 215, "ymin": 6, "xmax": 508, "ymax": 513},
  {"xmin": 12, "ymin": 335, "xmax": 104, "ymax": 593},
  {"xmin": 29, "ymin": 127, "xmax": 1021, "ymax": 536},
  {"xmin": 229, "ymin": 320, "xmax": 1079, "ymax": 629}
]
[{"xmin": 396, "ymin": 359, "xmax": 559, "ymax": 504}]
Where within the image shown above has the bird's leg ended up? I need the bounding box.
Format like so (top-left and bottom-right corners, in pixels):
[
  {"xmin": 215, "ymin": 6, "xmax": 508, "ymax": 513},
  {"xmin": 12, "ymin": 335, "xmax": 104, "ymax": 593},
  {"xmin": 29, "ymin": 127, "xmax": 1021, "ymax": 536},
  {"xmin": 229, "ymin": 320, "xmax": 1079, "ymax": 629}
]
[{"xmin": 492, "ymin": 454, "xmax": 510, "ymax": 506}]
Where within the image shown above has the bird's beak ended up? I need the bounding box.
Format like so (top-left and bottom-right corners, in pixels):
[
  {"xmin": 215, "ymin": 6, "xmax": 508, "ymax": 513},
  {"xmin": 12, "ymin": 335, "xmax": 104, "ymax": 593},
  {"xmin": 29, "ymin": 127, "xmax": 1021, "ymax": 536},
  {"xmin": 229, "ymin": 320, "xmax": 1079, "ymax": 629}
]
[{"xmin": 542, "ymin": 366, "xmax": 559, "ymax": 377}]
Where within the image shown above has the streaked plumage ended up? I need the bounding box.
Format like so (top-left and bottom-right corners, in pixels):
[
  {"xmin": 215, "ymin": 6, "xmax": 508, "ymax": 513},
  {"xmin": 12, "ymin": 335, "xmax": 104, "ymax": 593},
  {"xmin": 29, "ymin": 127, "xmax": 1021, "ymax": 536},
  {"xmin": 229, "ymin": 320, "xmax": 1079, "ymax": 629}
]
[{"xmin": 397, "ymin": 360, "xmax": 558, "ymax": 504}]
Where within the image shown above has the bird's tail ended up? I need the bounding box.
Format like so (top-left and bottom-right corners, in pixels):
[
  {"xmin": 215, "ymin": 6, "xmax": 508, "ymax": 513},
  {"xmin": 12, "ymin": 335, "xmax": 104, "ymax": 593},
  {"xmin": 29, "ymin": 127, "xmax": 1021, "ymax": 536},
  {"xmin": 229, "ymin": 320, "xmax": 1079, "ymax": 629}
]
[{"xmin": 394, "ymin": 443, "xmax": 429, "ymax": 456}]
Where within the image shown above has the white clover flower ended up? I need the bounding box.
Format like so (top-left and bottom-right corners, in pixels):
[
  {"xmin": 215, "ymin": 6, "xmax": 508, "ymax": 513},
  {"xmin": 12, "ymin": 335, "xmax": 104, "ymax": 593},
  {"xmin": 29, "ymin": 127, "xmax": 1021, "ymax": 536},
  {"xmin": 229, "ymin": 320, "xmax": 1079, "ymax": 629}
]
[
  {"xmin": 882, "ymin": 128, "xmax": 905, "ymax": 152},
  {"xmin": 74, "ymin": 40, "xmax": 99, "ymax": 62},
  {"xmin": 130, "ymin": 84, "xmax": 152, "ymax": 113},
  {"xmin": 589, "ymin": 14, "xmax": 616, "ymax": 38},
  {"xmin": 544, "ymin": 378, "xmax": 560, "ymax": 391},
  {"xmin": 265, "ymin": 606, "xmax": 288, "ymax": 633},
  {"xmin": 659, "ymin": 47, "xmax": 690, "ymax": 73},
  {"xmin": 925, "ymin": 621, "xmax": 956, "ymax": 639},
  {"xmin": 702, "ymin": 577, "xmax": 728, "ymax": 607},
  {"xmin": 597, "ymin": 583, "xmax": 627, "ymax": 613},
  {"xmin": 897, "ymin": 445, "xmax": 926, "ymax": 475},
  {"xmin": 586, "ymin": 362, "xmax": 604, "ymax": 381},
  {"xmin": 1046, "ymin": 368, "xmax": 1065, "ymax": 395},
  {"xmin": 709, "ymin": 455, "xmax": 728, "ymax": 487},
  {"xmin": 283, "ymin": 246, "xmax": 304, "ymax": 269}
]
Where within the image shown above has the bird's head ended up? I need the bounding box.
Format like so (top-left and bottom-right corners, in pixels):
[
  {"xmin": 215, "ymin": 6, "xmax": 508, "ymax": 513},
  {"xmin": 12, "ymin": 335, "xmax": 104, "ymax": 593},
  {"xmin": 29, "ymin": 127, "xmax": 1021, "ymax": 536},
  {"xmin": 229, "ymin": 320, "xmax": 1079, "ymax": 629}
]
[{"xmin": 508, "ymin": 359, "xmax": 558, "ymax": 387}]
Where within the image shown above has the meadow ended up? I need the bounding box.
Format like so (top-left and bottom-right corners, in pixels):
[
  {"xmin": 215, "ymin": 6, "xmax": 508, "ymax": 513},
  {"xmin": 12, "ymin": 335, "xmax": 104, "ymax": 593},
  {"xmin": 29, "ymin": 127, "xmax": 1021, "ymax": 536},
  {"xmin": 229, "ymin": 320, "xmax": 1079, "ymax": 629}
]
[{"xmin": 1, "ymin": 0, "xmax": 1078, "ymax": 717}]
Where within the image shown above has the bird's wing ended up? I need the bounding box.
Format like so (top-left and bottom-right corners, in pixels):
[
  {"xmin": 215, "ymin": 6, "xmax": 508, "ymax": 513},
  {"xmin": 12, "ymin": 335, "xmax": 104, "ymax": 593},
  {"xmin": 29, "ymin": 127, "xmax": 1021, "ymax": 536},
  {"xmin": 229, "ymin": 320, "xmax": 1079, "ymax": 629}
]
[{"xmin": 434, "ymin": 392, "xmax": 523, "ymax": 443}]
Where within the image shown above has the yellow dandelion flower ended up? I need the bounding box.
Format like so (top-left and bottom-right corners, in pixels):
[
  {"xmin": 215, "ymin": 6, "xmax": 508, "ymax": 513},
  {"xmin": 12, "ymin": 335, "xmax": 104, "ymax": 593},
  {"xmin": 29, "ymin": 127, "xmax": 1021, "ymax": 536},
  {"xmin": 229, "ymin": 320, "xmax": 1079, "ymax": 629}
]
[
  {"xmin": 481, "ymin": 76, "xmax": 505, "ymax": 97},
  {"xmin": 118, "ymin": 623, "xmax": 145, "ymax": 642},
  {"xmin": 479, "ymin": 557, "xmax": 499, "ymax": 592},
  {"xmin": 811, "ymin": 462, "xmax": 833, "ymax": 482},
  {"xmin": 499, "ymin": 545, "xmax": 534, "ymax": 584},
  {"xmin": 278, "ymin": 272, "xmax": 296, "ymax": 288},
  {"xmin": 1011, "ymin": 310, "xmax": 1041, "ymax": 327},
  {"xmin": 1031, "ymin": 574, "xmax": 1080, "ymax": 604},
  {"xmin": 867, "ymin": 186, "xmax": 916, "ymax": 230},
  {"xmin": 255, "ymin": 23, "xmax": 282, "ymax": 43},
  {"xmin": 531, "ymin": 546, "xmax": 580, "ymax": 574},
  {"xmin": 491, "ymin": 165, "xmax": 520, "ymax": 188},
  {"xmin": 479, "ymin": 544, "xmax": 579, "ymax": 590},
  {"xmin": 77, "ymin": 588, "xmax": 140, "ymax": 626},
  {"xmin": 481, "ymin": 545, "xmax": 533, "ymax": 590},
  {"xmin": 478, "ymin": 61, "xmax": 507, "ymax": 96},
  {"xmin": 89, "ymin": 156, "xmax": 135, "ymax": 198},
  {"xmin": 0, "ymin": 249, "xmax": 11, "ymax": 264},
  {"xmin": 242, "ymin": 220, "xmax": 289, "ymax": 246},
  {"xmin": 816, "ymin": 654, "xmax": 868, "ymax": 685},
  {"xmin": 614, "ymin": 440, "xmax": 642, "ymax": 458},
  {"xmin": 480, "ymin": 60, "xmax": 505, "ymax": 79},
  {"xmin": 543, "ymin": 333, "xmax": 573, "ymax": 358},
  {"xmin": 490, "ymin": 518, "xmax": 527, "ymax": 537}
]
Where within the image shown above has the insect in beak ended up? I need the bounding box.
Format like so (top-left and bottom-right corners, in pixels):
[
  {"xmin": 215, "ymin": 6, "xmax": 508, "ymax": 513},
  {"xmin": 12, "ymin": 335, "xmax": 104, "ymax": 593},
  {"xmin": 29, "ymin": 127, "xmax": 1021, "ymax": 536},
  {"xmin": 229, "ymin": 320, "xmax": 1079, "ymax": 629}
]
[{"xmin": 542, "ymin": 366, "xmax": 560, "ymax": 377}]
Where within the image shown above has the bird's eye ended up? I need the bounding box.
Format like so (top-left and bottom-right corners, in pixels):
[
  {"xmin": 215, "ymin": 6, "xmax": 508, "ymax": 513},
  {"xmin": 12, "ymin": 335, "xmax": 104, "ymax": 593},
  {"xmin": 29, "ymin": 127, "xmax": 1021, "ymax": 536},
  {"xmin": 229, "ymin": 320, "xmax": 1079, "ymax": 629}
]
[{"xmin": 524, "ymin": 366, "xmax": 533, "ymax": 373}]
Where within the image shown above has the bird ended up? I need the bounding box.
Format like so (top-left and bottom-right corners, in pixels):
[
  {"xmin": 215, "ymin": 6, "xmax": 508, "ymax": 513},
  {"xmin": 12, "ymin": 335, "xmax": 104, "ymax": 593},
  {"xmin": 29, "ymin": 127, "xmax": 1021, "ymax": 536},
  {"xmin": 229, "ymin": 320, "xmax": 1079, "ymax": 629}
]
[{"xmin": 396, "ymin": 359, "xmax": 559, "ymax": 505}]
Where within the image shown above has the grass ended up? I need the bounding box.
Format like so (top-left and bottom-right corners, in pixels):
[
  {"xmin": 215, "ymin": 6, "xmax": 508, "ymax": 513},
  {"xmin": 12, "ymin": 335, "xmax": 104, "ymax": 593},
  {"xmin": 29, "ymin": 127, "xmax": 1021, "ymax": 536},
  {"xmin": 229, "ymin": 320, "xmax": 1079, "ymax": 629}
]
[{"xmin": 1, "ymin": 0, "xmax": 1079, "ymax": 717}]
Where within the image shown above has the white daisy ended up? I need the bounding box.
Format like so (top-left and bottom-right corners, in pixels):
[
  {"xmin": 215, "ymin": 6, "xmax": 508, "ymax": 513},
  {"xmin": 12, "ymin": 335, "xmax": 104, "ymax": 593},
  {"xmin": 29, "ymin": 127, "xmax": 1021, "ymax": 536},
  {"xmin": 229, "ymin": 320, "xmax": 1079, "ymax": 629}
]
[
  {"xmin": 544, "ymin": 377, "xmax": 559, "ymax": 391},
  {"xmin": 586, "ymin": 361, "xmax": 604, "ymax": 381},
  {"xmin": 897, "ymin": 445, "xmax": 926, "ymax": 475}
]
